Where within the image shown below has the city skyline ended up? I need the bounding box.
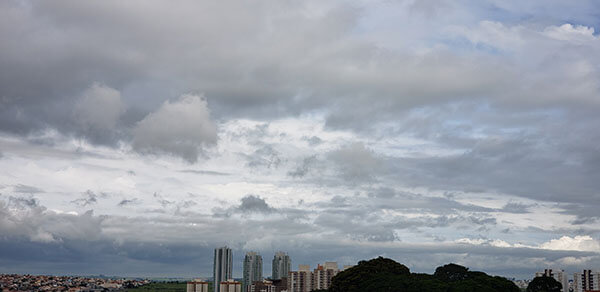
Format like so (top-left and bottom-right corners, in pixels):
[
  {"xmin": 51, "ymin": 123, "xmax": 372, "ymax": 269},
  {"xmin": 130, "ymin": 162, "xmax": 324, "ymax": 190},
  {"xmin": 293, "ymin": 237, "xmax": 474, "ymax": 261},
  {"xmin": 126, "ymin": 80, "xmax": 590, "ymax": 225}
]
[{"xmin": 1, "ymin": 0, "xmax": 600, "ymax": 280}]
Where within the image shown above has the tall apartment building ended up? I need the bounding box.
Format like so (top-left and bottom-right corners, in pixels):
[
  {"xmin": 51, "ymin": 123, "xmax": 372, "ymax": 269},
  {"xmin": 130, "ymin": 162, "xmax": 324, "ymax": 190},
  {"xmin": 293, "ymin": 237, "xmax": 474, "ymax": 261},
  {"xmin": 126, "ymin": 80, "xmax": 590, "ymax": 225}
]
[
  {"xmin": 313, "ymin": 262, "xmax": 339, "ymax": 290},
  {"xmin": 536, "ymin": 269, "xmax": 569, "ymax": 292},
  {"xmin": 243, "ymin": 252, "xmax": 263, "ymax": 292},
  {"xmin": 220, "ymin": 279, "xmax": 242, "ymax": 292},
  {"xmin": 574, "ymin": 270, "xmax": 600, "ymax": 292},
  {"xmin": 272, "ymin": 252, "xmax": 291, "ymax": 280},
  {"xmin": 187, "ymin": 280, "xmax": 210, "ymax": 292},
  {"xmin": 214, "ymin": 246, "xmax": 233, "ymax": 292},
  {"xmin": 288, "ymin": 265, "xmax": 312, "ymax": 292}
]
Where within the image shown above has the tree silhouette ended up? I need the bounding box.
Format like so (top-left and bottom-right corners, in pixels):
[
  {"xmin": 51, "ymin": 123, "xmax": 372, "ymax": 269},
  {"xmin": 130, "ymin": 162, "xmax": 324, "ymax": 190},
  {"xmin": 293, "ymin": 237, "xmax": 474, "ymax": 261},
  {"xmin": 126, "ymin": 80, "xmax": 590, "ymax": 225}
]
[{"xmin": 526, "ymin": 276, "xmax": 562, "ymax": 292}]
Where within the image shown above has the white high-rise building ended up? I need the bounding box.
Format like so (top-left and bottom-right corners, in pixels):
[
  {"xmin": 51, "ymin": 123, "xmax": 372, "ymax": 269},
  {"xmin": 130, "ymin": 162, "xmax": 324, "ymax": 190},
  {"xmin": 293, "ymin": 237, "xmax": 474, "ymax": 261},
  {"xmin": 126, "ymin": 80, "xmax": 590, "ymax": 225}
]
[
  {"xmin": 272, "ymin": 252, "xmax": 291, "ymax": 280},
  {"xmin": 573, "ymin": 270, "xmax": 600, "ymax": 292},
  {"xmin": 214, "ymin": 246, "xmax": 233, "ymax": 292},
  {"xmin": 243, "ymin": 251, "xmax": 263, "ymax": 292},
  {"xmin": 536, "ymin": 269, "xmax": 568, "ymax": 292}
]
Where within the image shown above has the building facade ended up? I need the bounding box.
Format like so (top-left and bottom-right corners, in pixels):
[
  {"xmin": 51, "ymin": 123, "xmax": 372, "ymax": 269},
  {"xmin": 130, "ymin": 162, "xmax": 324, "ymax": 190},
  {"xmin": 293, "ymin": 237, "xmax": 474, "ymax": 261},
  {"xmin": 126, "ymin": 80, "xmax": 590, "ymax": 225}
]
[
  {"xmin": 214, "ymin": 246, "xmax": 233, "ymax": 292},
  {"xmin": 249, "ymin": 280, "xmax": 277, "ymax": 292},
  {"xmin": 187, "ymin": 280, "xmax": 210, "ymax": 292},
  {"xmin": 243, "ymin": 251, "xmax": 263, "ymax": 292},
  {"xmin": 536, "ymin": 269, "xmax": 569, "ymax": 292},
  {"xmin": 272, "ymin": 252, "xmax": 291, "ymax": 280},
  {"xmin": 288, "ymin": 265, "xmax": 312, "ymax": 292},
  {"xmin": 220, "ymin": 280, "xmax": 242, "ymax": 292},
  {"xmin": 313, "ymin": 262, "xmax": 339, "ymax": 290},
  {"xmin": 574, "ymin": 270, "xmax": 600, "ymax": 292}
]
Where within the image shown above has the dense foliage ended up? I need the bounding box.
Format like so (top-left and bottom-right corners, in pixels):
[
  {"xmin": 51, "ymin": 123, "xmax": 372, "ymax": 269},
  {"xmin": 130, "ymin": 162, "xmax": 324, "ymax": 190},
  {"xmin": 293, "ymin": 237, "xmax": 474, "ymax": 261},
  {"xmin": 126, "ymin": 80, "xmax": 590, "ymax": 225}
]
[
  {"xmin": 329, "ymin": 257, "xmax": 519, "ymax": 292},
  {"xmin": 526, "ymin": 276, "xmax": 562, "ymax": 292}
]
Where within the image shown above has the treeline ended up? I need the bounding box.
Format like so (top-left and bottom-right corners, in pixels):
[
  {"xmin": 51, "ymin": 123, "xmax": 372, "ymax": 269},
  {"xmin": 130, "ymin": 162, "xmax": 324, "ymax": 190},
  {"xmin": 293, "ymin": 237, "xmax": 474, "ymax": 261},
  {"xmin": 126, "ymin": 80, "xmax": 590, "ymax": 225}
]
[{"xmin": 326, "ymin": 257, "xmax": 520, "ymax": 292}]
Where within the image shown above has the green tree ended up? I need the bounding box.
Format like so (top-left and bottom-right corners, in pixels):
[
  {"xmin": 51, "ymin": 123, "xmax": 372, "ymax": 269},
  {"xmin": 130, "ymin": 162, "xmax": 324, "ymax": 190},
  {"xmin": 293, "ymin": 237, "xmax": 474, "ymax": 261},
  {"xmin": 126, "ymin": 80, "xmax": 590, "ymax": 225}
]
[
  {"xmin": 526, "ymin": 276, "xmax": 562, "ymax": 292},
  {"xmin": 434, "ymin": 264, "xmax": 470, "ymax": 282},
  {"xmin": 329, "ymin": 257, "xmax": 519, "ymax": 292},
  {"xmin": 329, "ymin": 256, "xmax": 411, "ymax": 292}
]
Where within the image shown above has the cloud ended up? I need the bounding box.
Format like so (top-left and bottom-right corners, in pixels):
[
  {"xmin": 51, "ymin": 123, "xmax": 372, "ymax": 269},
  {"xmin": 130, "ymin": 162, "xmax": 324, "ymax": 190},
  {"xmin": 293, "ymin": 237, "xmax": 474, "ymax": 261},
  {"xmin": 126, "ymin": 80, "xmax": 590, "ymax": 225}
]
[
  {"xmin": 71, "ymin": 190, "xmax": 105, "ymax": 207},
  {"xmin": 455, "ymin": 235, "xmax": 600, "ymax": 254},
  {"xmin": 544, "ymin": 23, "xmax": 597, "ymax": 43},
  {"xmin": 74, "ymin": 83, "xmax": 124, "ymax": 131},
  {"xmin": 246, "ymin": 145, "xmax": 283, "ymax": 169},
  {"xmin": 118, "ymin": 198, "xmax": 141, "ymax": 207},
  {"xmin": 500, "ymin": 202, "xmax": 532, "ymax": 214},
  {"xmin": 179, "ymin": 169, "xmax": 230, "ymax": 176},
  {"xmin": 287, "ymin": 155, "xmax": 317, "ymax": 178},
  {"xmin": 328, "ymin": 143, "xmax": 382, "ymax": 182},
  {"xmin": 238, "ymin": 195, "xmax": 275, "ymax": 214},
  {"xmin": 0, "ymin": 199, "xmax": 104, "ymax": 244},
  {"xmin": 132, "ymin": 94, "xmax": 217, "ymax": 163},
  {"xmin": 13, "ymin": 184, "xmax": 44, "ymax": 194},
  {"xmin": 539, "ymin": 236, "xmax": 600, "ymax": 252}
]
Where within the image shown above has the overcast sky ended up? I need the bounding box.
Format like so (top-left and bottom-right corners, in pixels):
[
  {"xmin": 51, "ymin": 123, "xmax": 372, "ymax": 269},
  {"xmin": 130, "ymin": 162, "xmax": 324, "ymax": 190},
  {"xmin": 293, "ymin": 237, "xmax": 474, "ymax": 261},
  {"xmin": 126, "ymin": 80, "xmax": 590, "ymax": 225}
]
[{"xmin": 1, "ymin": 0, "xmax": 600, "ymax": 280}]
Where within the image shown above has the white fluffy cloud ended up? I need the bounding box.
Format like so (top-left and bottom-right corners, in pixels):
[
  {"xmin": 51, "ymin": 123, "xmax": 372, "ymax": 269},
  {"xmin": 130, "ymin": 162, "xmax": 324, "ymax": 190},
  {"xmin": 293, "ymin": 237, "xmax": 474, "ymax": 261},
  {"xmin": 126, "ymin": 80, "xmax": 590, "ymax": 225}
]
[
  {"xmin": 456, "ymin": 236, "xmax": 600, "ymax": 253},
  {"xmin": 539, "ymin": 236, "xmax": 600, "ymax": 252},
  {"xmin": 132, "ymin": 94, "xmax": 217, "ymax": 162},
  {"xmin": 544, "ymin": 24, "xmax": 598, "ymax": 43}
]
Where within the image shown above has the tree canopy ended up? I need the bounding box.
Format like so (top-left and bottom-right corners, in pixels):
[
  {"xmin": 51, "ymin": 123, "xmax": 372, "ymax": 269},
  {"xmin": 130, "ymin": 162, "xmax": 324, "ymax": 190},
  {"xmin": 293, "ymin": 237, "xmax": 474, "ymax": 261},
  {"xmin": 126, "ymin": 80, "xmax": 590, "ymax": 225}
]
[
  {"xmin": 329, "ymin": 257, "xmax": 520, "ymax": 292},
  {"xmin": 526, "ymin": 276, "xmax": 562, "ymax": 292}
]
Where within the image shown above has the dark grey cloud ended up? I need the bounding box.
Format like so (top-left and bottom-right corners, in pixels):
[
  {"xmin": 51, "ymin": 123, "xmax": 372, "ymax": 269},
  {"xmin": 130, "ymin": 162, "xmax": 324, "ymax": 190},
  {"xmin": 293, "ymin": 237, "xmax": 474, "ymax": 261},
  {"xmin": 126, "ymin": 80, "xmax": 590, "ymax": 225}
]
[
  {"xmin": 246, "ymin": 145, "xmax": 283, "ymax": 169},
  {"xmin": 8, "ymin": 196, "xmax": 38, "ymax": 208},
  {"xmin": 501, "ymin": 202, "xmax": 532, "ymax": 214},
  {"xmin": 118, "ymin": 198, "xmax": 141, "ymax": 207},
  {"xmin": 328, "ymin": 143, "xmax": 382, "ymax": 183},
  {"xmin": 71, "ymin": 190, "xmax": 104, "ymax": 207},
  {"xmin": 153, "ymin": 193, "xmax": 174, "ymax": 208},
  {"xmin": 0, "ymin": 1, "xmax": 588, "ymax": 138},
  {"xmin": 367, "ymin": 188, "xmax": 495, "ymax": 214},
  {"xmin": 302, "ymin": 136, "xmax": 323, "ymax": 146},
  {"xmin": 132, "ymin": 94, "xmax": 217, "ymax": 162},
  {"xmin": 287, "ymin": 155, "xmax": 317, "ymax": 178},
  {"xmin": 179, "ymin": 169, "xmax": 230, "ymax": 176},
  {"xmin": 382, "ymin": 131, "xmax": 600, "ymax": 208},
  {"xmin": 0, "ymin": 199, "xmax": 104, "ymax": 243},
  {"xmin": 13, "ymin": 184, "xmax": 44, "ymax": 194},
  {"xmin": 238, "ymin": 195, "xmax": 275, "ymax": 214}
]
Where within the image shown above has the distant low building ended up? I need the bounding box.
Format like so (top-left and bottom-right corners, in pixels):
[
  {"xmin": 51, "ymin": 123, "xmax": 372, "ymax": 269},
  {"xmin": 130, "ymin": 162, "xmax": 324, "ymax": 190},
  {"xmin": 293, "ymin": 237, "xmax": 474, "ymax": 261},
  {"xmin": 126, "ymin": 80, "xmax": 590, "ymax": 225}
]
[
  {"xmin": 187, "ymin": 279, "xmax": 210, "ymax": 292},
  {"xmin": 220, "ymin": 279, "xmax": 242, "ymax": 292},
  {"xmin": 249, "ymin": 280, "xmax": 276, "ymax": 292},
  {"xmin": 271, "ymin": 277, "xmax": 288, "ymax": 292}
]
